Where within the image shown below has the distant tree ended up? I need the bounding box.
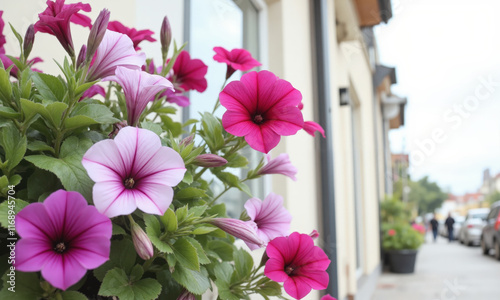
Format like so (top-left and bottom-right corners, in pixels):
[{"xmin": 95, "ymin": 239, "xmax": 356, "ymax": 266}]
[
  {"xmin": 393, "ymin": 176, "xmax": 447, "ymax": 214},
  {"xmin": 486, "ymin": 191, "xmax": 500, "ymax": 205}
]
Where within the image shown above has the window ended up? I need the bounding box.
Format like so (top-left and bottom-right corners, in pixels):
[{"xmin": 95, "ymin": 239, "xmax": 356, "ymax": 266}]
[{"xmin": 186, "ymin": 0, "xmax": 263, "ymax": 218}]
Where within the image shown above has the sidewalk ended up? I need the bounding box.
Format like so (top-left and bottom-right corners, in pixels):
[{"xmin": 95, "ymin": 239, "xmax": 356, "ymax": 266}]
[{"xmin": 371, "ymin": 234, "xmax": 500, "ymax": 300}]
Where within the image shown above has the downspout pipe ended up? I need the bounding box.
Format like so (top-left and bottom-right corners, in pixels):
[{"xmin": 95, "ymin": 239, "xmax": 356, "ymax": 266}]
[{"xmin": 312, "ymin": 0, "xmax": 338, "ymax": 297}]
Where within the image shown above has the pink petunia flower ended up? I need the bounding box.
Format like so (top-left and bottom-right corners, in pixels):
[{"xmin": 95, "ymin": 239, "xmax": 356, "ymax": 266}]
[
  {"xmin": 168, "ymin": 50, "xmax": 208, "ymax": 93},
  {"xmin": 412, "ymin": 224, "xmax": 425, "ymax": 234},
  {"xmin": 244, "ymin": 193, "xmax": 292, "ymax": 250},
  {"xmin": 34, "ymin": 0, "xmax": 91, "ymax": 57},
  {"xmin": 0, "ymin": 11, "xmax": 6, "ymax": 53},
  {"xmin": 87, "ymin": 30, "xmax": 146, "ymax": 81},
  {"xmin": 220, "ymin": 70, "xmax": 304, "ymax": 153},
  {"xmin": 107, "ymin": 20, "xmax": 156, "ymax": 51},
  {"xmin": 258, "ymin": 153, "xmax": 297, "ymax": 181},
  {"xmin": 15, "ymin": 190, "xmax": 111, "ymax": 291},
  {"xmin": 164, "ymin": 89, "xmax": 190, "ymax": 107},
  {"xmin": 265, "ymin": 232, "xmax": 331, "ymax": 300},
  {"xmin": 213, "ymin": 47, "xmax": 261, "ymax": 79},
  {"xmin": 80, "ymin": 84, "xmax": 105, "ymax": 100},
  {"xmin": 104, "ymin": 66, "xmax": 174, "ymax": 126},
  {"xmin": 303, "ymin": 121, "xmax": 325, "ymax": 138},
  {"xmin": 321, "ymin": 295, "xmax": 337, "ymax": 300},
  {"xmin": 388, "ymin": 229, "xmax": 396, "ymax": 236},
  {"xmin": 82, "ymin": 126, "xmax": 186, "ymax": 218}
]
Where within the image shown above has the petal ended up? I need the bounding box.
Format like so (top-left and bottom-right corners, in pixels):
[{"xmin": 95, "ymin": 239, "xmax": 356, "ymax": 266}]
[
  {"xmin": 64, "ymin": 205, "xmax": 112, "ymax": 242},
  {"xmin": 255, "ymin": 71, "xmax": 302, "ymax": 113},
  {"xmin": 294, "ymin": 270, "xmax": 329, "ymax": 290},
  {"xmin": 113, "ymin": 127, "xmax": 162, "ymax": 175},
  {"xmin": 220, "ymin": 79, "xmax": 257, "ymax": 113},
  {"xmin": 266, "ymin": 233, "xmax": 300, "ymax": 263},
  {"xmin": 298, "ymin": 247, "xmax": 331, "ymax": 272},
  {"xmin": 283, "ymin": 276, "xmax": 313, "ymax": 300},
  {"xmin": 93, "ymin": 181, "xmax": 136, "ymax": 218},
  {"xmin": 15, "ymin": 203, "xmax": 55, "ymax": 240},
  {"xmin": 265, "ymin": 106, "xmax": 304, "ymax": 135},
  {"xmin": 70, "ymin": 236, "xmax": 111, "ymax": 269},
  {"xmin": 244, "ymin": 197, "xmax": 262, "ymax": 221},
  {"xmin": 134, "ymin": 184, "xmax": 173, "ymax": 215},
  {"xmin": 264, "ymin": 258, "xmax": 288, "ymax": 282},
  {"xmin": 82, "ymin": 139, "xmax": 127, "ymax": 180},
  {"xmin": 135, "ymin": 146, "xmax": 186, "ymax": 185},
  {"xmin": 41, "ymin": 252, "xmax": 87, "ymax": 291},
  {"xmin": 303, "ymin": 121, "xmax": 326, "ymax": 138},
  {"xmin": 14, "ymin": 238, "xmax": 52, "ymax": 271},
  {"xmin": 244, "ymin": 124, "xmax": 281, "ymax": 154},
  {"xmin": 222, "ymin": 110, "xmax": 254, "ymax": 136}
]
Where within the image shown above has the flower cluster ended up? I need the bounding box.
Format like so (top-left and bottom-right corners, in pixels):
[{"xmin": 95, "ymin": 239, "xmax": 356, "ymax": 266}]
[{"xmin": 0, "ymin": 1, "xmax": 330, "ymax": 299}]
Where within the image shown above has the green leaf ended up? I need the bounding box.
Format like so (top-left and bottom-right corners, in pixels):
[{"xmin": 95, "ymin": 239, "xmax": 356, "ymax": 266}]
[
  {"xmin": 0, "ymin": 199, "xmax": 28, "ymax": 229},
  {"xmin": 32, "ymin": 72, "xmax": 66, "ymax": 102},
  {"xmin": 27, "ymin": 140, "xmax": 55, "ymax": 153},
  {"xmin": 24, "ymin": 136, "xmax": 94, "ymax": 201},
  {"xmin": 0, "ymin": 270, "xmax": 44, "ymax": 299},
  {"xmin": 175, "ymin": 205, "xmax": 188, "ymax": 224},
  {"xmin": 112, "ymin": 224, "xmax": 126, "ymax": 235},
  {"xmin": 200, "ymin": 112, "xmax": 224, "ymax": 152},
  {"xmin": 216, "ymin": 172, "xmax": 252, "ymax": 196},
  {"xmin": 182, "ymin": 171, "xmax": 193, "ymax": 184},
  {"xmin": 215, "ymin": 280, "xmax": 240, "ymax": 300},
  {"xmin": 0, "ymin": 68, "xmax": 12, "ymax": 102},
  {"xmin": 174, "ymin": 187, "xmax": 207, "ymax": 202},
  {"xmin": 160, "ymin": 115, "xmax": 182, "ymax": 137},
  {"xmin": 1, "ymin": 124, "xmax": 27, "ymax": 171},
  {"xmin": 99, "ymin": 268, "xmax": 162, "ymax": 300},
  {"xmin": 233, "ymin": 248, "xmax": 253, "ymax": 281},
  {"xmin": 172, "ymin": 238, "xmax": 199, "ymax": 271},
  {"xmin": 224, "ymin": 152, "xmax": 249, "ymax": 168},
  {"xmin": 140, "ymin": 121, "xmax": 163, "ymax": 136},
  {"xmin": 192, "ymin": 225, "xmax": 217, "ymax": 235},
  {"xmin": 184, "ymin": 237, "xmax": 210, "ymax": 265},
  {"xmin": 45, "ymin": 102, "xmax": 68, "ymax": 127},
  {"xmin": 65, "ymin": 103, "xmax": 119, "ymax": 130},
  {"xmin": 171, "ymin": 265, "xmax": 211, "ymax": 295},
  {"xmin": 59, "ymin": 291, "xmax": 88, "ymax": 300},
  {"xmin": 94, "ymin": 239, "xmax": 137, "ymax": 281},
  {"xmin": 207, "ymin": 240, "xmax": 234, "ymax": 261},
  {"xmin": 154, "ymin": 106, "xmax": 177, "ymax": 114},
  {"xmin": 214, "ymin": 262, "xmax": 233, "ymax": 283},
  {"xmin": 156, "ymin": 269, "xmax": 183, "ymax": 300},
  {"xmin": 144, "ymin": 214, "xmax": 173, "ymax": 254},
  {"xmin": 160, "ymin": 208, "xmax": 177, "ymax": 232},
  {"xmin": 259, "ymin": 280, "xmax": 282, "ymax": 297},
  {"xmin": 0, "ymin": 107, "xmax": 20, "ymax": 119},
  {"xmin": 207, "ymin": 203, "xmax": 227, "ymax": 218},
  {"xmin": 27, "ymin": 168, "xmax": 59, "ymax": 201},
  {"xmin": 129, "ymin": 264, "xmax": 144, "ymax": 282}
]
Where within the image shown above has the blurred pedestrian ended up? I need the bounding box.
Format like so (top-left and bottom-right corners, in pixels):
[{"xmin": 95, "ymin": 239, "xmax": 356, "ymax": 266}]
[
  {"xmin": 430, "ymin": 214, "xmax": 439, "ymax": 242},
  {"xmin": 445, "ymin": 213, "xmax": 455, "ymax": 242}
]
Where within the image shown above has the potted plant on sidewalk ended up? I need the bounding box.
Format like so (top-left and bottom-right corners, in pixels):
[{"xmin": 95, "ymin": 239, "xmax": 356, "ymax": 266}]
[{"xmin": 382, "ymin": 223, "xmax": 424, "ymax": 273}]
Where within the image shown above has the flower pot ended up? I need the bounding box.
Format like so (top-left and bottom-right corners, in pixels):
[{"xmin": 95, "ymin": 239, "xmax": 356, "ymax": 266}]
[{"xmin": 386, "ymin": 249, "xmax": 418, "ymax": 274}]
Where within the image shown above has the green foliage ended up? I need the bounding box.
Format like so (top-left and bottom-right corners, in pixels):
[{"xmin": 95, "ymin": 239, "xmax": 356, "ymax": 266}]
[
  {"xmin": 393, "ymin": 176, "xmax": 448, "ymax": 214},
  {"xmin": 486, "ymin": 191, "xmax": 500, "ymax": 205},
  {"xmin": 382, "ymin": 223, "xmax": 424, "ymax": 250},
  {"xmin": 381, "ymin": 196, "xmax": 410, "ymax": 224}
]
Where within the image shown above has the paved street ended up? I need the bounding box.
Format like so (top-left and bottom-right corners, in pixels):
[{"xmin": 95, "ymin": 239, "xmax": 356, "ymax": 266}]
[{"xmin": 371, "ymin": 234, "xmax": 500, "ymax": 300}]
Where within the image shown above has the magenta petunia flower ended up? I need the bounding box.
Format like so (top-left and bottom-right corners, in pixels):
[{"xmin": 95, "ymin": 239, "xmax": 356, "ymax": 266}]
[
  {"xmin": 163, "ymin": 89, "xmax": 190, "ymax": 107},
  {"xmin": 107, "ymin": 20, "xmax": 156, "ymax": 51},
  {"xmin": 213, "ymin": 47, "xmax": 261, "ymax": 79},
  {"xmin": 258, "ymin": 153, "xmax": 297, "ymax": 181},
  {"xmin": 243, "ymin": 193, "xmax": 292, "ymax": 250},
  {"xmin": 220, "ymin": 70, "xmax": 304, "ymax": 153},
  {"xmin": 82, "ymin": 126, "xmax": 186, "ymax": 218},
  {"xmin": 321, "ymin": 295, "xmax": 337, "ymax": 300},
  {"xmin": 104, "ymin": 66, "xmax": 174, "ymax": 126},
  {"xmin": 87, "ymin": 30, "xmax": 146, "ymax": 81},
  {"xmin": 15, "ymin": 190, "xmax": 111, "ymax": 291},
  {"xmin": 0, "ymin": 11, "xmax": 6, "ymax": 53},
  {"xmin": 168, "ymin": 50, "xmax": 208, "ymax": 93},
  {"xmin": 265, "ymin": 232, "xmax": 331, "ymax": 300},
  {"xmin": 34, "ymin": 0, "xmax": 91, "ymax": 56},
  {"xmin": 80, "ymin": 84, "xmax": 105, "ymax": 100},
  {"xmin": 303, "ymin": 121, "xmax": 325, "ymax": 138}
]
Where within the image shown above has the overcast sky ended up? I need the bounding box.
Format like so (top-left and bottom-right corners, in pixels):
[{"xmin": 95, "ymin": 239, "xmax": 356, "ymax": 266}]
[{"xmin": 375, "ymin": 0, "xmax": 500, "ymax": 195}]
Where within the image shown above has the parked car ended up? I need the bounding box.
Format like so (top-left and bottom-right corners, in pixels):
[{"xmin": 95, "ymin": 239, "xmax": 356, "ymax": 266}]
[
  {"xmin": 458, "ymin": 208, "xmax": 489, "ymax": 246},
  {"xmin": 481, "ymin": 201, "xmax": 500, "ymax": 260}
]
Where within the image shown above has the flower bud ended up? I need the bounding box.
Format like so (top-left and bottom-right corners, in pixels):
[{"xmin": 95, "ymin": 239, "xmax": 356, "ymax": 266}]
[
  {"xmin": 76, "ymin": 45, "xmax": 87, "ymax": 69},
  {"xmin": 179, "ymin": 135, "xmax": 194, "ymax": 147},
  {"xmin": 86, "ymin": 9, "xmax": 110, "ymax": 64},
  {"xmin": 23, "ymin": 25, "xmax": 35, "ymax": 59},
  {"xmin": 108, "ymin": 120, "xmax": 128, "ymax": 138},
  {"xmin": 177, "ymin": 289, "xmax": 196, "ymax": 300},
  {"xmin": 210, "ymin": 218, "xmax": 264, "ymax": 247},
  {"xmin": 160, "ymin": 16, "xmax": 172, "ymax": 61},
  {"xmin": 309, "ymin": 229, "xmax": 319, "ymax": 240},
  {"xmin": 194, "ymin": 154, "xmax": 227, "ymax": 168},
  {"xmin": 257, "ymin": 153, "xmax": 297, "ymax": 181},
  {"xmin": 131, "ymin": 222, "xmax": 154, "ymax": 260}
]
